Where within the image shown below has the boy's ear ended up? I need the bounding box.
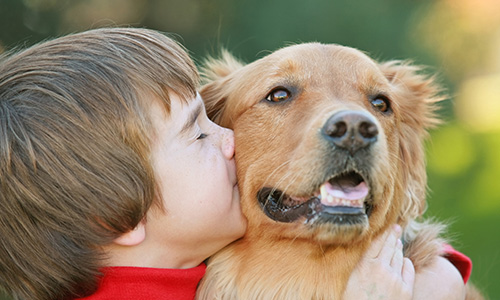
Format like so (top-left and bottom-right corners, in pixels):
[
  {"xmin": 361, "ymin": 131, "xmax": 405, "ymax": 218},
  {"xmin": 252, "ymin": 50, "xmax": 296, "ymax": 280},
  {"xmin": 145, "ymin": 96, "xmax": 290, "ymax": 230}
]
[{"xmin": 113, "ymin": 221, "xmax": 146, "ymax": 246}]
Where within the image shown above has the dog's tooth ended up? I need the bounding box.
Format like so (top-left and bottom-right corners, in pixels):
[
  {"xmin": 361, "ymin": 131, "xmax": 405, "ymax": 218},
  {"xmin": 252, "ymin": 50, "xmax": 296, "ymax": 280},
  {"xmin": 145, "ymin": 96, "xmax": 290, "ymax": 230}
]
[
  {"xmin": 320, "ymin": 184, "xmax": 328, "ymax": 201},
  {"xmin": 319, "ymin": 185, "xmax": 366, "ymax": 208}
]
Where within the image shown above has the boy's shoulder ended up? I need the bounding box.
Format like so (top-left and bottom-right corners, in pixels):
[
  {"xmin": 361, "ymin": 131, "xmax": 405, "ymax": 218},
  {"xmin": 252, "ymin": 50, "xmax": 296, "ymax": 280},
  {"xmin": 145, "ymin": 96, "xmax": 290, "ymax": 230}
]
[{"xmin": 443, "ymin": 244, "xmax": 472, "ymax": 284}]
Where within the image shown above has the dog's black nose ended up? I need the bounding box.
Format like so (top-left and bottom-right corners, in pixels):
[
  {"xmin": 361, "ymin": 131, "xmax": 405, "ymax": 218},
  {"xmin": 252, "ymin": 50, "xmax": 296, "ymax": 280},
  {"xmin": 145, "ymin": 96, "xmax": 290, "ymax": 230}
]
[{"xmin": 322, "ymin": 110, "xmax": 378, "ymax": 153}]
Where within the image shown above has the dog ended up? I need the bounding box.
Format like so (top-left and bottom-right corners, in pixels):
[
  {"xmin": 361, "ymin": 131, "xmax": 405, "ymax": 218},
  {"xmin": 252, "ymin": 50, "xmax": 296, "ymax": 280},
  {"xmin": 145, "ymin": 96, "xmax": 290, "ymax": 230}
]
[{"xmin": 196, "ymin": 43, "xmax": 483, "ymax": 300}]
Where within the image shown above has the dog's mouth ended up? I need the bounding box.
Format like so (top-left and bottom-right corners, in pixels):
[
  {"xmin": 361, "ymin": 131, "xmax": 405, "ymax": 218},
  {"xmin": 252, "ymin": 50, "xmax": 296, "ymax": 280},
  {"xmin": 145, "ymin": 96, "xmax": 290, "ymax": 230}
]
[{"xmin": 257, "ymin": 171, "xmax": 373, "ymax": 224}]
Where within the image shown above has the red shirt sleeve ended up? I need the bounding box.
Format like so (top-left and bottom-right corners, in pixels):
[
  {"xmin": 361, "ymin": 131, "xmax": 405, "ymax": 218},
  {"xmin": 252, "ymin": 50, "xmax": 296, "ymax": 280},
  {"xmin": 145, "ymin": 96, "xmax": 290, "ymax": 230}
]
[{"xmin": 442, "ymin": 244, "xmax": 472, "ymax": 284}]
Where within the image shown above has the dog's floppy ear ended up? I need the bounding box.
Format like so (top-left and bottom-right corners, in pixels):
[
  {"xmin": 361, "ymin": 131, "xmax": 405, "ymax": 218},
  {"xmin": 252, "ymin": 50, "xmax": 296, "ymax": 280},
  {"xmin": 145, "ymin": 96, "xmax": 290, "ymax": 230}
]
[
  {"xmin": 379, "ymin": 61, "xmax": 444, "ymax": 225},
  {"xmin": 200, "ymin": 50, "xmax": 245, "ymax": 127}
]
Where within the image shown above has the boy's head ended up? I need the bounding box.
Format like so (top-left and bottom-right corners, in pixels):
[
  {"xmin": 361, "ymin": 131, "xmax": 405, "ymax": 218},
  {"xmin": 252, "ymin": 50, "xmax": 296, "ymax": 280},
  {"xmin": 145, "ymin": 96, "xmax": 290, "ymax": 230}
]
[{"xmin": 0, "ymin": 27, "xmax": 198, "ymax": 299}]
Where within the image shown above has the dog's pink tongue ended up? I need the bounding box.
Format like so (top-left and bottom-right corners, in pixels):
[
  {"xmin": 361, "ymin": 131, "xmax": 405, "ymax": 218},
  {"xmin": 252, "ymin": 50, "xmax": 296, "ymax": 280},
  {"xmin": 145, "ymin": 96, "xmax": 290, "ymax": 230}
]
[
  {"xmin": 321, "ymin": 181, "xmax": 369, "ymax": 201},
  {"xmin": 334, "ymin": 180, "xmax": 368, "ymax": 200}
]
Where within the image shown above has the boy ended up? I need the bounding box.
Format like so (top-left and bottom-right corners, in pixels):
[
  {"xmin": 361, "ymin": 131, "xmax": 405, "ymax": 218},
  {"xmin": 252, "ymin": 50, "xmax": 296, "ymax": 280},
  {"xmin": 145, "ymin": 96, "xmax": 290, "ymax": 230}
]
[
  {"xmin": 0, "ymin": 28, "xmax": 467, "ymax": 300},
  {"xmin": 0, "ymin": 27, "xmax": 242, "ymax": 299}
]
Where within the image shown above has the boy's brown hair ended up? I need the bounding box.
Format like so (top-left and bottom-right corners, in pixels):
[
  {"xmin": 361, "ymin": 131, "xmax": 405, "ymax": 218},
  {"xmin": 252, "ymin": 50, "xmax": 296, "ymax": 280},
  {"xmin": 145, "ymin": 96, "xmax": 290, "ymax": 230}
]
[{"xmin": 0, "ymin": 27, "xmax": 198, "ymax": 300}]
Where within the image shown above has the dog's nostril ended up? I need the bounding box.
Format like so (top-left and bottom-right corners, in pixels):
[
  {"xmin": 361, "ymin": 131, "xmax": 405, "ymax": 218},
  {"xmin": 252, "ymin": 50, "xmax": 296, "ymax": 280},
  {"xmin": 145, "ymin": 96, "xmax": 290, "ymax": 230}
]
[
  {"xmin": 358, "ymin": 121, "xmax": 378, "ymax": 139},
  {"xmin": 327, "ymin": 121, "xmax": 347, "ymax": 138}
]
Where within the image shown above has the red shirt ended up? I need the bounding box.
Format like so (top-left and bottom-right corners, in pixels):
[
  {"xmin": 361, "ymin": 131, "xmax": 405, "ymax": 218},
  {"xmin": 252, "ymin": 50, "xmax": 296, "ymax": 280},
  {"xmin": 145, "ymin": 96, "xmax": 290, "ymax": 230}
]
[
  {"xmin": 443, "ymin": 244, "xmax": 472, "ymax": 284},
  {"xmin": 76, "ymin": 246, "xmax": 471, "ymax": 299},
  {"xmin": 77, "ymin": 264, "xmax": 206, "ymax": 300}
]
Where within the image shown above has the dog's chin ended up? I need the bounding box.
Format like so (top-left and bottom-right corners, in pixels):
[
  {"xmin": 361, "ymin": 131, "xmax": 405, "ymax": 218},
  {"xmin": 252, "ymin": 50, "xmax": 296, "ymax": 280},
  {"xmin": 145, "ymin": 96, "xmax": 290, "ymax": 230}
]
[{"xmin": 257, "ymin": 170, "xmax": 374, "ymax": 242}]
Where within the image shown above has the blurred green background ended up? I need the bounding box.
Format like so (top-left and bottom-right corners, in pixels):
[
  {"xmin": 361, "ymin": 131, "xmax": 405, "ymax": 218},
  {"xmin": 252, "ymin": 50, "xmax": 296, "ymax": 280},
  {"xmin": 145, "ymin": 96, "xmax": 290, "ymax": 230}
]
[{"xmin": 0, "ymin": 0, "xmax": 498, "ymax": 299}]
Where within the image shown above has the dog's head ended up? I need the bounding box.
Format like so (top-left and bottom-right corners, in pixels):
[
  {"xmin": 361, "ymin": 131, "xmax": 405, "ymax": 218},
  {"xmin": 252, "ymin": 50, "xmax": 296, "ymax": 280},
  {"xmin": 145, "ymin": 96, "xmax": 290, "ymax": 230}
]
[{"xmin": 201, "ymin": 43, "xmax": 442, "ymax": 245}]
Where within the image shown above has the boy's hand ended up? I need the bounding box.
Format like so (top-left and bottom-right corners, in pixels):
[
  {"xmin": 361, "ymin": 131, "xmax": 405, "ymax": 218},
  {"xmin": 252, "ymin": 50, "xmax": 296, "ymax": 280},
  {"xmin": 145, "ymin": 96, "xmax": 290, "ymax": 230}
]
[{"xmin": 343, "ymin": 224, "xmax": 415, "ymax": 300}]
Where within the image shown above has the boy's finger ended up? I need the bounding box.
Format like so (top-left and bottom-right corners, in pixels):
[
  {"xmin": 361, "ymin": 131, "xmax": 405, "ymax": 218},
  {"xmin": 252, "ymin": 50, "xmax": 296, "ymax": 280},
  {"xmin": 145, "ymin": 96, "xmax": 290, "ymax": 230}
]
[
  {"xmin": 390, "ymin": 238, "xmax": 404, "ymax": 271},
  {"xmin": 378, "ymin": 224, "xmax": 402, "ymax": 262},
  {"xmin": 402, "ymin": 257, "xmax": 416, "ymax": 289},
  {"xmin": 365, "ymin": 228, "xmax": 392, "ymax": 259}
]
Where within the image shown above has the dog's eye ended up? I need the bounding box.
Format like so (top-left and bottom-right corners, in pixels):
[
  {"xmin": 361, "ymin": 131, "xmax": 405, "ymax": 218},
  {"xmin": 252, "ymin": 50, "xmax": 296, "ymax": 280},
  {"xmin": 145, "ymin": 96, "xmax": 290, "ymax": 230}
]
[
  {"xmin": 370, "ymin": 95, "xmax": 391, "ymax": 113},
  {"xmin": 266, "ymin": 88, "xmax": 291, "ymax": 103}
]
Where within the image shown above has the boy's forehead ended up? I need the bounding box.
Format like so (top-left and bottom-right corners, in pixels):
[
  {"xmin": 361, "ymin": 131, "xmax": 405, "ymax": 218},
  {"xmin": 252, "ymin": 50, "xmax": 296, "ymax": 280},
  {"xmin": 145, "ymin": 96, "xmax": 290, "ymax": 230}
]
[
  {"xmin": 172, "ymin": 92, "xmax": 204, "ymax": 113},
  {"xmin": 149, "ymin": 91, "xmax": 204, "ymax": 133},
  {"xmin": 179, "ymin": 96, "xmax": 203, "ymax": 132}
]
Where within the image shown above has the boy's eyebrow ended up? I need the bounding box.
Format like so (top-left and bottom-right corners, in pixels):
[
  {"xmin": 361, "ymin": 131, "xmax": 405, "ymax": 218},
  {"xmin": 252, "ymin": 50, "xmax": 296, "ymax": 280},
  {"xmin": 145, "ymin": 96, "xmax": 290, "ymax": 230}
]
[{"xmin": 180, "ymin": 102, "xmax": 203, "ymax": 135}]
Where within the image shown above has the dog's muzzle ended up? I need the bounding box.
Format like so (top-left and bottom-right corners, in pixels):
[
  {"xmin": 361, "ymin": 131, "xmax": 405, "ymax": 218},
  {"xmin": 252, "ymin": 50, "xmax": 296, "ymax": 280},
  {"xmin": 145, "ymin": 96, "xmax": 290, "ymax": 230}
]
[{"xmin": 256, "ymin": 110, "xmax": 378, "ymax": 225}]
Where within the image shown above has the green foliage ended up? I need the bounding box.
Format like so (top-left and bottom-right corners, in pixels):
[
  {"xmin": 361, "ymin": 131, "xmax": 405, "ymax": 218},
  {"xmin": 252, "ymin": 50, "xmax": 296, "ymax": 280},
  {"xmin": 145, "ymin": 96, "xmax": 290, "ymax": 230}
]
[{"xmin": 427, "ymin": 125, "xmax": 500, "ymax": 296}]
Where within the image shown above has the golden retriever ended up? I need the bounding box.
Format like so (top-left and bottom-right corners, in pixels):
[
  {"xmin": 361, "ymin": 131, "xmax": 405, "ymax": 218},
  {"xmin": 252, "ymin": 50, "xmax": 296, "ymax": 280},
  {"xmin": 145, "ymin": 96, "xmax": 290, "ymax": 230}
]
[{"xmin": 196, "ymin": 43, "xmax": 483, "ymax": 300}]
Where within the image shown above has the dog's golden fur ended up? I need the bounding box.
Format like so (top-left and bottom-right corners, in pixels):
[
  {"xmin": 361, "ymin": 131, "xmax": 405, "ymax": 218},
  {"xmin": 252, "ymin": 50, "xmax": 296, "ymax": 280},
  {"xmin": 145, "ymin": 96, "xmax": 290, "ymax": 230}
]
[{"xmin": 196, "ymin": 43, "xmax": 482, "ymax": 300}]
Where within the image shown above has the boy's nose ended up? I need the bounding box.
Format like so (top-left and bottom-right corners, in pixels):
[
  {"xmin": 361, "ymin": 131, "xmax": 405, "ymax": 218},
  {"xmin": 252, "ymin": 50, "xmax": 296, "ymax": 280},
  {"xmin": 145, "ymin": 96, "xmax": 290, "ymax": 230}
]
[{"xmin": 221, "ymin": 128, "xmax": 235, "ymax": 159}]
